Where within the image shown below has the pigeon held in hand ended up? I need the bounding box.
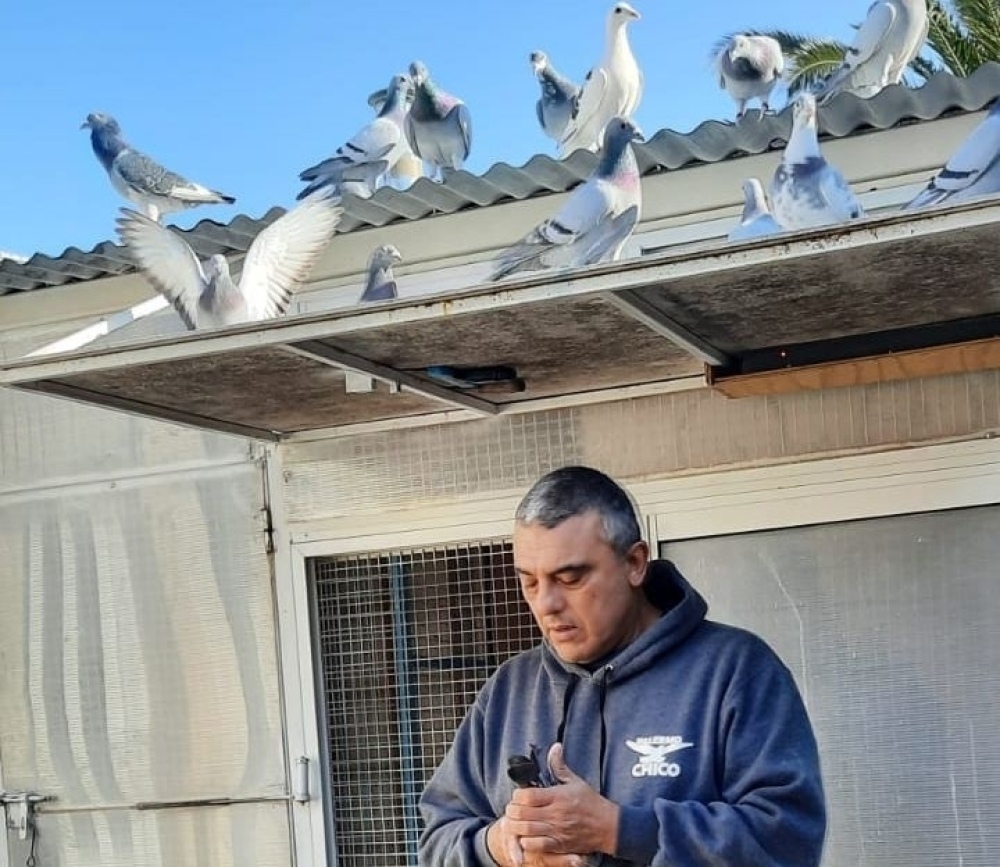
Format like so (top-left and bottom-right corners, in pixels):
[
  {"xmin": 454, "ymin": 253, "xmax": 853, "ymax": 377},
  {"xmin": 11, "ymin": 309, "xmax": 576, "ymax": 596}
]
[
  {"xmin": 360, "ymin": 244, "xmax": 403, "ymax": 303},
  {"xmin": 531, "ymin": 51, "xmax": 580, "ymax": 144},
  {"xmin": 492, "ymin": 117, "xmax": 643, "ymax": 280},
  {"xmin": 814, "ymin": 0, "xmax": 929, "ymax": 103},
  {"xmin": 714, "ymin": 34, "xmax": 784, "ymax": 120},
  {"xmin": 406, "ymin": 61, "xmax": 472, "ymax": 179},
  {"xmin": 559, "ymin": 3, "xmax": 643, "ymax": 157},
  {"xmin": 728, "ymin": 178, "xmax": 783, "ymax": 241},
  {"xmin": 299, "ymin": 74, "xmax": 413, "ymax": 200},
  {"xmin": 770, "ymin": 93, "xmax": 864, "ymax": 230},
  {"xmin": 906, "ymin": 99, "xmax": 1000, "ymax": 209},
  {"xmin": 83, "ymin": 112, "xmax": 235, "ymax": 224},
  {"xmin": 116, "ymin": 190, "xmax": 343, "ymax": 330}
]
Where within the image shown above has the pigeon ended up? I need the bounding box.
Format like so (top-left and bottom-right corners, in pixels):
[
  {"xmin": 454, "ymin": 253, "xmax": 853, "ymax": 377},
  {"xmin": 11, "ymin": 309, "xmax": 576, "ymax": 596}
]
[
  {"xmin": 770, "ymin": 92, "xmax": 865, "ymax": 230},
  {"xmin": 82, "ymin": 113, "xmax": 235, "ymax": 224},
  {"xmin": 906, "ymin": 99, "xmax": 1000, "ymax": 209},
  {"xmin": 360, "ymin": 244, "xmax": 403, "ymax": 302},
  {"xmin": 116, "ymin": 190, "xmax": 343, "ymax": 330},
  {"xmin": 491, "ymin": 117, "xmax": 643, "ymax": 280},
  {"xmin": 728, "ymin": 178, "xmax": 784, "ymax": 240},
  {"xmin": 814, "ymin": 0, "xmax": 929, "ymax": 104},
  {"xmin": 299, "ymin": 74, "xmax": 413, "ymax": 200},
  {"xmin": 714, "ymin": 34, "xmax": 785, "ymax": 120},
  {"xmin": 406, "ymin": 61, "xmax": 472, "ymax": 179},
  {"xmin": 559, "ymin": 3, "xmax": 643, "ymax": 158},
  {"xmin": 368, "ymin": 83, "xmax": 423, "ymax": 190},
  {"xmin": 531, "ymin": 51, "xmax": 580, "ymax": 144}
]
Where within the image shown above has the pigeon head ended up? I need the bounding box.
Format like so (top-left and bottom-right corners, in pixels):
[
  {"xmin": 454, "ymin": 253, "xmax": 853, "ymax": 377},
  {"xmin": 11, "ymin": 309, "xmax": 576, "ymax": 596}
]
[
  {"xmin": 729, "ymin": 34, "xmax": 751, "ymax": 53},
  {"xmin": 793, "ymin": 92, "xmax": 818, "ymax": 129},
  {"xmin": 741, "ymin": 178, "xmax": 769, "ymax": 214},
  {"xmin": 610, "ymin": 2, "xmax": 641, "ymax": 24},
  {"xmin": 81, "ymin": 112, "xmax": 120, "ymax": 134},
  {"xmin": 82, "ymin": 112, "xmax": 126, "ymax": 170},
  {"xmin": 370, "ymin": 244, "xmax": 403, "ymax": 269},
  {"xmin": 598, "ymin": 117, "xmax": 643, "ymax": 176},
  {"xmin": 408, "ymin": 61, "xmax": 430, "ymax": 86},
  {"xmin": 530, "ymin": 51, "xmax": 548, "ymax": 75},
  {"xmin": 604, "ymin": 117, "xmax": 644, "ymax": 148},
  {"xmin": 206, "ymin": 254, "xmax": 233, "ymax": 280}
]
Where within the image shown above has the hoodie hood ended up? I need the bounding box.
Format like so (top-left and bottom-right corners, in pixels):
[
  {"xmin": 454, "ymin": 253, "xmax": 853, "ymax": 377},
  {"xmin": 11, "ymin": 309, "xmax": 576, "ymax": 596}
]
[{"xmin": 539, "ymin": 559, "xmax": 709, "ymax": 686}]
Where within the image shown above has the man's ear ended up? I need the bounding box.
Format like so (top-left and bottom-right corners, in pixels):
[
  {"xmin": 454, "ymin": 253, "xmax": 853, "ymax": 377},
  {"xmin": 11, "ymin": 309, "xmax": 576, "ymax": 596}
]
[{"xmin": 625, "ymin": 539, "xmax": 650, "ymax": 587}]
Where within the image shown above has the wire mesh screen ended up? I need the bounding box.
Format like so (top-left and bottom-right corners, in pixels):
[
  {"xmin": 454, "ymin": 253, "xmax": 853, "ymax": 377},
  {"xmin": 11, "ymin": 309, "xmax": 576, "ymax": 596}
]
[{"xmin": 310, "ymin": 541, "xmax": 537, "ymax": 867}]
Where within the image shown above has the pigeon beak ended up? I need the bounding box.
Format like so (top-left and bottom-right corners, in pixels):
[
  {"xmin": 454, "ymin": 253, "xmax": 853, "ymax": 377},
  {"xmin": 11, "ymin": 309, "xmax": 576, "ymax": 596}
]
[
  {"xmin": 632, "ymin": 126, "xmax": 645, "ymax": 143},
  {"xmin": 80, "ymin": 119, "xmax": 91, "ymax": 130}
]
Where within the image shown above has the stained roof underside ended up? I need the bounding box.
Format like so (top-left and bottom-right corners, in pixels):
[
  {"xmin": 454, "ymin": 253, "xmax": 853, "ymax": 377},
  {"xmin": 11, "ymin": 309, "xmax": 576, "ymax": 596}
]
[
  {"xmin": 3, "ymin": 65, "xmax": 1000, "ymax": 296},
  {"xmin": 4, "ymin": 199, "xmax": 1000, "ymax": 441}
]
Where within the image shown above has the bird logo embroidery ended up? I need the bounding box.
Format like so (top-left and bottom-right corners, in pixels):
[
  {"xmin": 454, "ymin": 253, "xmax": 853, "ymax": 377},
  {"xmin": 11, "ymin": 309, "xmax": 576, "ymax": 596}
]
[{"xmin": 626, "ymin": 736, "xmax": 694, "ymax": 778}]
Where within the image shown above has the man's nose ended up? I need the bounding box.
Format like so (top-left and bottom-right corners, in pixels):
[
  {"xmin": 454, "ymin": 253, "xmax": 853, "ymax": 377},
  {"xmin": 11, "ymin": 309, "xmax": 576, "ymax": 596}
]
[{"xmin": 534, "ymin": 580, "xmax": 565, "ymax": 614}]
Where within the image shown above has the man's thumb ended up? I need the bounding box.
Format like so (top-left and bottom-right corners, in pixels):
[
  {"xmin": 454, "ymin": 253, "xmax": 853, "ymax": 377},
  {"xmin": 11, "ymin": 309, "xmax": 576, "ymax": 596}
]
[{"xmin": 547, "ymin": 742, "xmax": 578, "ymax": 784}]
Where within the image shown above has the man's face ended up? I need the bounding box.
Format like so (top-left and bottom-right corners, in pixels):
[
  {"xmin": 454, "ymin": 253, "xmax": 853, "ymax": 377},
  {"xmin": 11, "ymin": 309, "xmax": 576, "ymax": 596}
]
[{"xmin": 513, "ymin": 511, "xmax": 649, "ymax": 664}]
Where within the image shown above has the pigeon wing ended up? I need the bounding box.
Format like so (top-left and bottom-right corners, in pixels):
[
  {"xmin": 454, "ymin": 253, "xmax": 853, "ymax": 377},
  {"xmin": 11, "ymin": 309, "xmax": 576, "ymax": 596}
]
[
  {"xmin": 561, "ymin": 67, "xmax": 609, "ymax": 151},
  {"xmin": 115, "ymin": 208, "xmax": 208, "ymax": 330},
  {"xmin": 818, "ymin": 167, "xmax": 864, "ymax": 221},
  {"xmin": 238, "ymin": 192, "xmax": 344, "ymax": 320},
  {"xmin": 907, "ymin": 107, "xmax": 1000, "ymax": 207},
  {"xmin": 818, "ymin": 1, "xmax": 897, "ymax": 98},
  {"xmin": 449, "ymin": 103, "xmax": 473, "ymax": 162},
  {"xmin": 115, "ymin": 151, "xmax": 230, "ymax": 204}
]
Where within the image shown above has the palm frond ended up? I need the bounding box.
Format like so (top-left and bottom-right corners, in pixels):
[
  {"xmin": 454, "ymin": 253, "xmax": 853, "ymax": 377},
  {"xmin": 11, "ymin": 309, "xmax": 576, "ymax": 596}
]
[{"xmin": 928, "ymin": 0, "xmax": 1000, "ymax": 76}]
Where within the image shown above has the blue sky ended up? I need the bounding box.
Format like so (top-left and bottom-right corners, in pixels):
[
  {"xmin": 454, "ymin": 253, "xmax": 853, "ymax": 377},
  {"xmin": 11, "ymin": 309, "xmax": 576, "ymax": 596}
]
[{"xmin": 3, "ymin": 2, "xmax": 859, "ymax": 258}]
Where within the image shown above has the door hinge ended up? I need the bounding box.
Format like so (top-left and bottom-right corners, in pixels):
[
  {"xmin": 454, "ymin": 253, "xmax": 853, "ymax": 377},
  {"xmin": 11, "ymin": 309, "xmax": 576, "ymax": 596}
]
[
  {"xmin": 261, "ymin": 504, "xmax": 275, "ymax": 554},
  {"xmin": 1, "ymin": 792, "xmax": 52, "ymax": 841}
]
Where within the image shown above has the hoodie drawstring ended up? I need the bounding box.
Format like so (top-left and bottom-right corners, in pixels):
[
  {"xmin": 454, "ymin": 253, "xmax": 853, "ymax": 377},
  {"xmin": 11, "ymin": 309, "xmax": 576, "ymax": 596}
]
[{"xmin": 555, "ymin": 667, "xmax": 612, "ymax": 793}]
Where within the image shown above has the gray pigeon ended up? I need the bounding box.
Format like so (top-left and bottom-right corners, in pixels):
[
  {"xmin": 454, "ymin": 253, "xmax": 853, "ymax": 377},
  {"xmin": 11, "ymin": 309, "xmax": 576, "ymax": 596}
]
[
  {"xmin": 531, "ymin": 51, "xmax": 580, "ymax": 144},
  {"xmin": 116, "ymin": 190, "xmax": 343, "ymax": 330},
  {"xmin": 770, "ymin": 93, "xmax": 864, "ymax": 230},
  {"xmin": 299, "ymin": 74, "xmax": 413, "ymax": 200},
  {"xmin": 82, "ymin": 112, "xmax": 235, "ymax": 224},
  {"xmin": 906, "ymin": 99, "xmax": 1000, "ymax": 209},
  {"xmin": 405, "ymin": 61, "xmax": 472, "ymax": 179},
  {"xmin": 714, "ymin": 34, "xmax": 784, "ymax": 120},
  {"xmin": 728, "ymin": 178, "xmax": 784, "ymax": 240},
  {"xmin": 492, "ymin": 117, "xmax": 643, "ymax": 280},
  {"xmin": 815, "ymin": 0, "xmax": 929, "ymax": 103},
  {"xmin": 360, "ymin": 244, "xmax": 403, "ymax": 302},
  {"xmin": 559, "ymin": 3, "xmax": 643, "ymax": 157}
]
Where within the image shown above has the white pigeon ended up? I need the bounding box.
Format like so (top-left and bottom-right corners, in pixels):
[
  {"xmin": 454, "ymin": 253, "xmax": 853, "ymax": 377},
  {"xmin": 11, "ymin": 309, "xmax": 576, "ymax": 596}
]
[
  {"xmin": 906, "ymin": 99, "xmax": 1000, "ymax": 209},
  {"xmin": 770, "ymin": 92, "xmax": 865, "ymax": 230},
  {"xmin": 492, "ymin": 117, "xmax": 643, "ymax": 280},
  {"xmin": 559, "ymin": 3, "xmax": 643, "ymax": 157},
  {"xmin": 815, "ymin": 0, "xmax": 929, "ymax": 103},
  {"xmin": 116, "ymin": 191, "xmax": 343, "ymax": 330},
  {"xmin": 728, "ymin": 178, "xmax": 784, "ymax": 240},
  {"xmin": 298, "ymin": 73, "xmax": 412, "ymax": 200},
  {"xmin": 714, "ymin": 34, "xmax": 785, "ymax": 120}
]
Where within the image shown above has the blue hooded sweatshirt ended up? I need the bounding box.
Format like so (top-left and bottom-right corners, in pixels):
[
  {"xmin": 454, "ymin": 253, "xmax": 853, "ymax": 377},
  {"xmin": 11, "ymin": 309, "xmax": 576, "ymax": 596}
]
[{"xmin": 418, "ymin": 560, "xmax": 826, "ymax": 866}]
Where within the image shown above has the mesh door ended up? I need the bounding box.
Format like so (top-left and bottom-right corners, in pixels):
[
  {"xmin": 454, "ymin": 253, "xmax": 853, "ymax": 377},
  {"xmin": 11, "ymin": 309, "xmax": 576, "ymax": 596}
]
[{"xmin": 310, "ymin": 541, "xmax": 536, "ymax": 867}]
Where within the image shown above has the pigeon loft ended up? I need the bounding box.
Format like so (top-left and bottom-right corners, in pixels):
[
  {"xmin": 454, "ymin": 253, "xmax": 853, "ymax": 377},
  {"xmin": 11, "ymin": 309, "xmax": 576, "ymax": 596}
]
[{"xmin": 4, "ymin": 198, "xmax": 1000, "ymax": 441}]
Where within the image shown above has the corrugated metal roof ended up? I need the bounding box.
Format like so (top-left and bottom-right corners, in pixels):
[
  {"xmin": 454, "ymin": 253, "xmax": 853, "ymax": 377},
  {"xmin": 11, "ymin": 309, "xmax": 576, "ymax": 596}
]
[{"xmin": 4, "ymin": 64, "xmax": 1000, "ymax": 297}]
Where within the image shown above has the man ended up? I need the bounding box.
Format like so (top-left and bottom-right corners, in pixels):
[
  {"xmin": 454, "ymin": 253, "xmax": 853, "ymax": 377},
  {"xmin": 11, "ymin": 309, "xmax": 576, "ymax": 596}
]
[{"xmin": 418, "ymin": 466, "xmax": 826, "ymax": 866}]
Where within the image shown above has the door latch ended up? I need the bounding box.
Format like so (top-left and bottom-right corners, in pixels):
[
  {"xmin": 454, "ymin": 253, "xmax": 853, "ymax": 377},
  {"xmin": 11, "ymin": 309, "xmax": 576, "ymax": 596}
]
[{"xmin": 1, "ymin": 792, "xmax": 51, "ymax": 841}]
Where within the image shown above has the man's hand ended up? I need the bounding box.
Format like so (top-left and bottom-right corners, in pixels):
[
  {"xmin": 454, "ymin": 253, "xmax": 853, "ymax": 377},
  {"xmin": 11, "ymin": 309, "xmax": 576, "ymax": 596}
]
[{"xmin": 503, "ymin": 743, "xmax": 619, "ymax": 862}]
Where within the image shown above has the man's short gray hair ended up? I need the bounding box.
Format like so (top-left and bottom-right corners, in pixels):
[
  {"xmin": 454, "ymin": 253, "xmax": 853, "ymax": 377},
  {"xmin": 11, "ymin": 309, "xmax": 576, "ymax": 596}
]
[{"xmin": 514, "ymin": 466, "xmax": 642, "ymax": 557}]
